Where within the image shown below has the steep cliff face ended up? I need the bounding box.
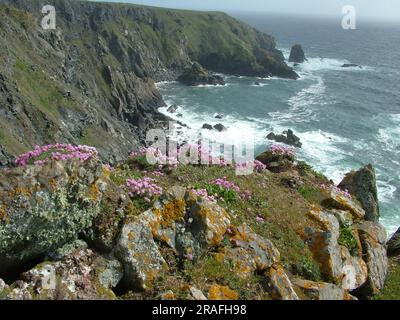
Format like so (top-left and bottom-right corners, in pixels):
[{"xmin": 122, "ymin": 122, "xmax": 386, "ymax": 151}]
[{"xmin": 0, "ymin": 0, "xmax": 297, "ymax": 163}]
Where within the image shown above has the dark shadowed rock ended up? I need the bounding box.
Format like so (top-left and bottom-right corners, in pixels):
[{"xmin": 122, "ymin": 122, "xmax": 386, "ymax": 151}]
[
  {"xmin": 213, "ymin": 123, "xmax": 227, "ymax": 132},
  {"xmin": 267, "ymin": 129, "xmax": 302, "ymax": 148},
  {"xmin": 167, "ymin": 105, "xmax": 179, "ymax": 113},
  {"xmin": 202, "ymin": 123, "xmax": 213, "ymax": 130},
  {"xmin": 289, "ymin": 44, "xmax": 307, "ymax": 63},
  {"xmin": 1, "ymin": 249, "xmax": 123, "ymax": 300},
  {"xmin": 342, "ymin": 64, "xmax": 362, "ymax": 69},
  {"xmin": 338, "ymin": 165, "xmax": 380, "ymax": 222},
  {"xmin": 214, "ymin": 113, "xmax": 224, "ymax": 119},
  {"xmin": 254, "ymin": 81, "xmax": 261, "ymax": 86},
  {"xmin": 178, "ymin": 62, "xmax": 225, "ymax": 86},
  {"xmin": 387, "ymin": 227, "xmax": 400, "ymax": 257}
]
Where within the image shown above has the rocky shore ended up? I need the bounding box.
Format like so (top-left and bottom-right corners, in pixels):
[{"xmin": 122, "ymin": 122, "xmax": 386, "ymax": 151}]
[{"xmin": 0, "ymin": 0, "xmax": 298, "ymax": 166}]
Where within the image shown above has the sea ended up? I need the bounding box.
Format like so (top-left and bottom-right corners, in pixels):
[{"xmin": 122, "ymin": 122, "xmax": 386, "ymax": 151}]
[{"xmin": 156, "ymin": 13, "xmax": 400, "ymax": 236}]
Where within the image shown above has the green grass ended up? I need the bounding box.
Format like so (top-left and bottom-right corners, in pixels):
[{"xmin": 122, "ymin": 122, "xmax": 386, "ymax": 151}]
[
  {"xmin": 373, "ymin": 259, "xmax": 400, "ymax": 300},
  {"xmin": 338, "ymin": 225, "xmax": 359, "ymax": 256}
]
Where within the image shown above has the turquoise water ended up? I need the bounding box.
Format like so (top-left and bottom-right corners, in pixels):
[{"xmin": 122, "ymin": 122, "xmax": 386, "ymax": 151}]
[{"xmin": 157, "ymin": 14, "xmax": 400, "ymax": 236}]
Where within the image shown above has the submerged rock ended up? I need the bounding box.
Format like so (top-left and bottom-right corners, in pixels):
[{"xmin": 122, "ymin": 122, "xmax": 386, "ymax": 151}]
[
  {"xmin": 178, "ymin": 62, "xmax": 225, "ymax": 86},
  {"xmin": 213, "ymin": 123, "xmax": 227, "ymax": 132},
  {"xmin": 289, "ymin": 44, "xmax": 307, "ymax": 63},
  {"xmin": 342, "ymin": 64, "xmax": 362, "ymax": 69},
  {"xmin": 266, "ymin": 129, "xmax": 302, "ymax": 148},
  {"xmin": 167, "ymin": 105, "xmax": 179, "ymax": 113},
  {"xmin": 202, "ymin": 123, "xmax": 213, "ymax": 130},
  {"xmin": 338, "ymin": 165, "xmax": 380, "ymax": 222}
]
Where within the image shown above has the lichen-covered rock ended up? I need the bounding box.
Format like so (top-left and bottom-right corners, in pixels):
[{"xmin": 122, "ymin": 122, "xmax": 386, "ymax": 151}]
[
  {"xmin": 340, "ymin": 247, "xmax": 368, "ymax": 291},
  {"xmin": 160, "ymin": 290, "xmax": 176, "ymax": 300},
  {"xmin": 355, "ymin": 224, "xmax": 388, "ymax": 296},
  {"xmin": 355, "ymin": 221, "xmax": 387, "ymax": 245},
  {"xmin": 338, "ymin": 165, "xmax": 379, "ymax": 222},
  {"xmin": 231, "ymin": 224, "xmax": 280, "ymax": 271},
  {"xmin": 1, "ymin": 249, "xmax": 123, "ymax": 300},
  {"xmin": 88, "ymin": 178, "xmax": 131, "ymax": 253},
  {"xmin": 0, "ymin": 159, "xmax": 108, "ymax": 276},
  {"xmin": 222, "ymin": 247, "xmax": 258, "ymax": 279},
  {"xmin": 305, "ymin": 210, "xmax": 342, "ymax": 281},
  {"xmin": 321, "ymin": 187, "xmax": 365, "ymax": 219},
  {"xmin": 266, "ymin": 264, "xmax": 299, "ymax": 300},
  {"xmin": 114, "ymin": 216, "xmax": 168, "ymax": 291},
  {"xmin": 387, "ymin": 227, "xmax": 400, "ymax": 256},
  {"xmin": 208, "ymin": 284, "xmax": 238, "ymax": 300},
  {"xmin": 190, "ymin": 286, "xmax": 207, "ymax": 300},
  {"xmin": 46, "ymin": 240, "xmax": 88, "ymax": 261},
  {"xmin": 188, "ymin": 197, "xmax": 231, "ymax": 248},
  {"xmin": 293, "ymin": 278, "xmax": 346, "ymax": 300}
]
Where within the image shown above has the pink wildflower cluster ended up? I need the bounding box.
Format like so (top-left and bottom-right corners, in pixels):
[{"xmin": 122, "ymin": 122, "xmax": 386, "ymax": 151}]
[
  {"xmin": 211, "ymin": 176, "xmax": 252, "ymax": 200},
  {"xmin": 15, "ymin": 144, "xmax": 98, "ymax": 166},
  {"xmin": 270, "ymin": 144, "xmax": 296, "ymax": 157},
  {"xmin": 254, "ymin": 160, "xmax": 267, "ymax": 172},
  {"xmin": 130, "ymin": 147, "xmax": 179, "ymax": 171},
  {"xmin": 190, "ymin": 189, "xmax": 216, "ymax": 202},
  {"xmin": 126, "ymin": 177, "xmax": 163, "ymax": 203},
  {"xmin": 320, "ymin": 183, "xmax": 352, "ymax": 199},
  {"xmin": 212, "ymin": 177, "xmax": 241, "ymax": 193},
  {"xmin": 236, "ymin": 160, "xmax": 267, "ymax": 173}
]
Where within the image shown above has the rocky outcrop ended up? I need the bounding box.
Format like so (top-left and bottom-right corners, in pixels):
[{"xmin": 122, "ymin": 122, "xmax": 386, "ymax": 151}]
[
  {"xmin": 267, "ymin": 129, "xmax": 302, "ymax": 148},
  {"xmin": 114, "ymin": 215, "xmax": 168, "ymax": 291},
  {"xmin": 256, "ymin": 150, "xmax": 295, "ymax": 173},
  {"xmin": 213, "ymin": 124, "xmax": 228, "ymax": 132},
  {"xmin": 178, "ymin": 62, "xmax": 225, "ymax": 86},
  {"xmin": 289, "ymin": 44, "xmax": 307, "ymax": 63},
  {"xmin": 338, "ymin": 165, "xmax": 380, "ymax": 222},
  {"xmin": 354, "ymin": 222, "xmax": 388, "ymax": 297},
  {"xmin": 0, "ymin": 159, "xmax": 111, "ymax": 277},
  {"xmin": 266, "ymin": 264, "xmax": 299, "ymax": 300},
  {"xmin": 387, "ymin": 227, "xmax": 400, "ymax": 256},
  {"xmin": 293, "ymin": 278, "xmax": 353, "ymax": 300},
  {"xmin": 1, "ymin": 248, "xmax": 123, "ymax": 300}
]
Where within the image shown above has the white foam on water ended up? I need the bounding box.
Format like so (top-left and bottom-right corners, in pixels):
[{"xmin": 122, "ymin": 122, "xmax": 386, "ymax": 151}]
[
  {"xmin": 297, "ymin": 130, "xmax": 352, "ymax": 184},
  {"xmin": 268, "ymin": 75, "xmax": 329, "ymax": 123},
  {"xmin": 281, "ymin": 47, "xmax": 374, "ymax": 74}
]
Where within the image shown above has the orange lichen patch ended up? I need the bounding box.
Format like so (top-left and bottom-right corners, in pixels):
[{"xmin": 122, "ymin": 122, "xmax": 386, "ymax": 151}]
[
  {"xmin": 159, "ymin": 199, "xmax": 186, "ymax": 228},
  {"xmin": 208, "ymin": 284, "xmax": 238, "ymax": 300},
  {"xmin": 86, "ymin": 183, "xmax": 100, "ymax": 202},
  {"xmin": 7, "ymin": 187, "xmax": 34, "ymax": 198},
  {"xmin": 214, "ymin": 252, "xmax": 225, "ymax": 263},
  {"xmin": 0, "ymin": 204, "xmax": 7, "ymax": 221},
  {"xmin": 195, "ymin": 204, "xmax": 230, "ymax": 246},
  {"xmin": 48, "ymin": 178, "xmax": 58, "ymax": 192},
  {"xmin": 161, "ymin": 291, "xmax": 176, "ymax": 300}
]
